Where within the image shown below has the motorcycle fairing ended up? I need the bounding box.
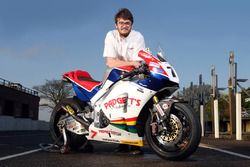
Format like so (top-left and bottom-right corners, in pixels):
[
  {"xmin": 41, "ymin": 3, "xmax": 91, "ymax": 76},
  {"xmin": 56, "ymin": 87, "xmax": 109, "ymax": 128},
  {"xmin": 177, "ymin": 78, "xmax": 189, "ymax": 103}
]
[
  {"xmin": 63, "ymin": 70, "xmax": 102, "ymax": 101},
  {"xmin": 86, "ymin": 79, "xmax": 156, "ymax": 146},
  {"xmin": 87, "ymin": 124, "xmax": 144, "ymax": 146},
  {"xmin": 135, "ymin": 50, "xmax": 179, "ymax": 91}
]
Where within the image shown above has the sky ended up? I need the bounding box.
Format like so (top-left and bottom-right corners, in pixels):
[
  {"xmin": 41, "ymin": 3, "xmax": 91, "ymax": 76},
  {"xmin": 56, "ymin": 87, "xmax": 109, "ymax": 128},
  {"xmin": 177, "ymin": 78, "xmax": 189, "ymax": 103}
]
[{"xmin": 1, "ymin": 0, "xmax": 250, "ymax": 91}]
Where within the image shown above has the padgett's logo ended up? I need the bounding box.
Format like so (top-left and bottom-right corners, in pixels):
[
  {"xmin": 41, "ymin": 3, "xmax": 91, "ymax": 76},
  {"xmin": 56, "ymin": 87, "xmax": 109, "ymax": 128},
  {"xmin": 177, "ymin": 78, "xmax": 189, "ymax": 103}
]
[
  {"xmin": 99, "ymin": 130, "xmax": 121, "ymax": 136},
  {"xmin": 104, "ymin": 97, "xmax": 141, "ymax": 109}
]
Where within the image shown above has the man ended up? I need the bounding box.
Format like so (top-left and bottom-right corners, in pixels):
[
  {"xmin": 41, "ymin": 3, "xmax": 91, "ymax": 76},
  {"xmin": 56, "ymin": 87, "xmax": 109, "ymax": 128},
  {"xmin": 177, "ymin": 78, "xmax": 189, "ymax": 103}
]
[
  {"xmin": 103, "ymin": 8, "xmax": 145, "ymax": 155},
  {"xmin": 103, "ymin": 8, "xmax": 145, "ymax": 73}
]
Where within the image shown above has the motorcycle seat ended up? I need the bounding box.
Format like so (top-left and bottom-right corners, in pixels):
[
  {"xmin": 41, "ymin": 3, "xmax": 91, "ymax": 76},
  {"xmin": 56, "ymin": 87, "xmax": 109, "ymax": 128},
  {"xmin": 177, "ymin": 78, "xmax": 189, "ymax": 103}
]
[{"xmin": 63, "ymin": 70, "xmax": 102, "ymax": 92}]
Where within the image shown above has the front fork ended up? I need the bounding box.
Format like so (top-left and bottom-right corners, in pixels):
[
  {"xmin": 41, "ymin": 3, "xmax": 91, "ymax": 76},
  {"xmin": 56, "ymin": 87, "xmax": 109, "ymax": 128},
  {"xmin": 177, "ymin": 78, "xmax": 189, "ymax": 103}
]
[{"xmin": 150, "ymin": 96, "xmax": 173, "ymax": 135}]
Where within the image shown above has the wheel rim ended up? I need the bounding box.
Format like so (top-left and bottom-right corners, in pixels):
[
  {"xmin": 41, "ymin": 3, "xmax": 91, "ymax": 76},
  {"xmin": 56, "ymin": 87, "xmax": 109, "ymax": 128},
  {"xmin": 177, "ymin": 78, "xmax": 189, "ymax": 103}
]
[
  {"xmin": 156, "ymin": 114, "xmax": 183, "ymax": 146},
  {"xmin": 151, "ymin": 107, "xmax": 192, "ymax": 152}
]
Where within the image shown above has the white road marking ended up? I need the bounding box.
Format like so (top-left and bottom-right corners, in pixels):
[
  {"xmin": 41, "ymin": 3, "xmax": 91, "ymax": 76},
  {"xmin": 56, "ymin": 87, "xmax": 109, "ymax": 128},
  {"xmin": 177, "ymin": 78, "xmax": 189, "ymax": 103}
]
[
  {"xmin": 200, "ymin": 143, "xmax": 250, "ymax": 160},
  {"xmin": 0, "ymin": 148, "xmax": 41, "ymax": 161},
  {"xmin": 0, "ymin": 134, "xmax": 46, "ymax": 138},
  {"xmin": 0, "ymin": 143, "xmax": 249, "ymax": 161}
]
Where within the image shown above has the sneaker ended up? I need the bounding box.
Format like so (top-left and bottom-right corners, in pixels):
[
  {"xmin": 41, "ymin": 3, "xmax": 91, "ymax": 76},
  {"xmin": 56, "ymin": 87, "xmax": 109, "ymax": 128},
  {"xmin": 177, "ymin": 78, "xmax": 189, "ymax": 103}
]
[
  {"xmin": 114, "ymin": 144, "xmax": 129, "ymax": 153},
  {"xmin": 130, "ymin": 146, "xmax": 144, "ymax": 155}
]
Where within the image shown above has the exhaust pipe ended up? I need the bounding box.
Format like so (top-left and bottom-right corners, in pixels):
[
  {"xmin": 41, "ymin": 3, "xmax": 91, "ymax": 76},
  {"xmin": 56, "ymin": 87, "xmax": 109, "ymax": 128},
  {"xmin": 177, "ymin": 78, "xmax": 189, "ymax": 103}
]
[{"xmin": 62, "ymin": 105, "xmax": 90, "ymax": 131}]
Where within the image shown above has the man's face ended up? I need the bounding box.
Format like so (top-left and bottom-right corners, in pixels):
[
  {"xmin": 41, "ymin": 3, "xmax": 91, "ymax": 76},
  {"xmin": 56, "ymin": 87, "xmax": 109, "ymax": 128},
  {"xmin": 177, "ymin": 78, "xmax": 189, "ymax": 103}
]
[{"xmin": 115, "ymin": 18, "xmax": 132, "ymax": 38}]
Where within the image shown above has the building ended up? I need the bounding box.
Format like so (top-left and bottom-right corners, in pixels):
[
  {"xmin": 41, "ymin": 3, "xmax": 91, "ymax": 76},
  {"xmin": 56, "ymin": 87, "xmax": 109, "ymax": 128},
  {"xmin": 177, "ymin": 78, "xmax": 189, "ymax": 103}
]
[{"xmin": 0, "ymin": 78, "xmax": 40, "ymax": 120}]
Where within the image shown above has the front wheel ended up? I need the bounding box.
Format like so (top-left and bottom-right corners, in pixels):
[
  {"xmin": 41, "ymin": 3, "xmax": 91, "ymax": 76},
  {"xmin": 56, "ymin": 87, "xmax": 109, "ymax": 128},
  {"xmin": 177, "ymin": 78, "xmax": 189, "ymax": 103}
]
[{"xmin": 145, "ymin": 103, "xmax": 201, "ymax": 161}]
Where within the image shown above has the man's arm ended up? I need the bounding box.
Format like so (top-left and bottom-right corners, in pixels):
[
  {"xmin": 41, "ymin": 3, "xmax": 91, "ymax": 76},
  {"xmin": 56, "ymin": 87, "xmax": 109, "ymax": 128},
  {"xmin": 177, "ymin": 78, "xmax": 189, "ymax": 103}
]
[{"xmin": 106, "ymin": 57, "xmax": 140, "ymax": 68}]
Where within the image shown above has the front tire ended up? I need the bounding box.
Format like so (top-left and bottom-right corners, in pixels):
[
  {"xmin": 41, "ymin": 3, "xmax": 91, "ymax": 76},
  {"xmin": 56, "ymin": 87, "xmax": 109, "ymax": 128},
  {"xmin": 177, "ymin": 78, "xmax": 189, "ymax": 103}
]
[
  {"xmin": 145, "ymin": 103, "xmax": 201, "ymax": 160},
  {"xmin": 49, "ymin": 98, "xmax": 88, "ymax": 150}
]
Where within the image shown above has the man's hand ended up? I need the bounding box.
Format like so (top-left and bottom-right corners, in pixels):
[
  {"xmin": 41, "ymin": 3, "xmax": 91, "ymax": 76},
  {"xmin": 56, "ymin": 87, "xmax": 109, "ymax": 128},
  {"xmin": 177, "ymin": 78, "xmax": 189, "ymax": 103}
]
[{"xmin": 132, "ymin": 61, "xmax": 141, "ymax": 68}]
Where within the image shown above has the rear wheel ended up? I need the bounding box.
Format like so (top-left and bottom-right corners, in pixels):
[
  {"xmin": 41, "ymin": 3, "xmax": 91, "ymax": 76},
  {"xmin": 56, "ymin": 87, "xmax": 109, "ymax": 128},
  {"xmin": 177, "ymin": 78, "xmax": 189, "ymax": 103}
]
[
  {"xmin": 145, "ymin": 103, "xmax": 201, "ymax": 160},
  {"xmin": 49, "ymin": 98, "xmax": 88, "ymax": 150}
]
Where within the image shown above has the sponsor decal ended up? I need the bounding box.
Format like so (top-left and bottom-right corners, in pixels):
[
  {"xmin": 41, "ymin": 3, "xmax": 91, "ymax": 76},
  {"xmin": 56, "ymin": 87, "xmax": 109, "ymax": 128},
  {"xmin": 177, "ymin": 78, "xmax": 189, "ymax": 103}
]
[
  {"xmin": 121, "ymin": 140, "xmax": 144, "ymax": 146},
  {"xmin": 138, "ymin": 50, "xmax": 153, "ymax": 59},
  {"xmin": 90, "ymin": 130, "xmax": 97, "ymax": 138},
  {"xmin": 138, "ymin": 82, "xmax": 148, "ymax": 87},
  {"xmin": 66, "ymin": 121, "xmax": 77, "ymax": 129},
  {"xmin": 99, "ymin": 130, "xmax": 121, "ymax": 136},
  {"xmin": 104, "ymin": 97, "xmax": 141, "ymax": 109},
  {"xmin": 102, "ymin": 138, "xmax": 120, "ymax": 143},
  {"xmin": 149, "ymin": 62, "xmax": 160, "ymax": 68},
  {"xmin": 152, "ymin": 67, "xmax": 165, "ymax": 74},
  {"xmin": 139, "ymin": 51, "xmax": 152, "ymax": 59},
  {"xmin": 137, "ymin": 88, "xmax": 144, "ymax": 93}
]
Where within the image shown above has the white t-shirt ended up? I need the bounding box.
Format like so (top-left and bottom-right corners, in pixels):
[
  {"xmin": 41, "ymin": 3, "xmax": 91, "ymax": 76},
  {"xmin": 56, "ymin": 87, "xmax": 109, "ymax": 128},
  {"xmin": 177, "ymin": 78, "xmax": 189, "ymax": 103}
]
[{"xmin": 103, "ymin": 30, "xmax": 145, "ymax": 61}]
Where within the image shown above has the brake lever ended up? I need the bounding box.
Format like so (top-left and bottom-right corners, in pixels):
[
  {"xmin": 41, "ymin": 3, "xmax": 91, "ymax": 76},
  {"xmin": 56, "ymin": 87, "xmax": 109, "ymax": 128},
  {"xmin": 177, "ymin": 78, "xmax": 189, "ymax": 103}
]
[
  {"xmin": 138, "ymin": 63, "xmax": 149, "ymax": 74},
  {"xmin": 121, "ymin": 70, "xmax": 135, "ymax": 79}
]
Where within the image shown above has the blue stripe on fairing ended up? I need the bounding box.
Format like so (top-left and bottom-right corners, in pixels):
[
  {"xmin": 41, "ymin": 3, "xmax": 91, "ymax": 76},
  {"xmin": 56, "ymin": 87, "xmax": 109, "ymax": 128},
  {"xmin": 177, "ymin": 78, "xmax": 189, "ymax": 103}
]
[
  {"xmin": 136, "ymin": 72, "xmax": 170, "ymax": 91},
  {"xmin": 107, "ymin": 69, "xmax": 170, "ymax": 91},
  {"xmin": 72, "ymin": 84, "xmax": 101, "ymax": 102},
  {"xmin": 107, "ymin": 68, "xmax": 123, "ymax": 82}
]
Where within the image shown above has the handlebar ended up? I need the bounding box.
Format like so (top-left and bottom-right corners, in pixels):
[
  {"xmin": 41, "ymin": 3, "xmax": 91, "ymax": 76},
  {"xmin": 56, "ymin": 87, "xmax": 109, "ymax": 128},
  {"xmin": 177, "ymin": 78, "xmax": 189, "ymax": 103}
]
[{"xmin": 121, "ymin": 63, "xmax": 149, "ymax": 79}]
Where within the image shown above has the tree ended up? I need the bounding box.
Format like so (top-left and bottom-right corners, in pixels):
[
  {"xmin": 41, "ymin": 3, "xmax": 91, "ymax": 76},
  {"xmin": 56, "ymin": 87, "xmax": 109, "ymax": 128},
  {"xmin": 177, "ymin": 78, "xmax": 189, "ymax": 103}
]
[
  {"xmin": 33, "ymin": 79, "xmax": 73, "ymax": 109},
  {"xmin": 179, "ymin": 84, "xmax": 211, "ymax": 112},
  {"xmin": 179, "ymin": 84, "xmax": 230, "ymax": 121},
  {"xmin": 241, "ymin": 87, "xmax": 250, "ymax": 110}
]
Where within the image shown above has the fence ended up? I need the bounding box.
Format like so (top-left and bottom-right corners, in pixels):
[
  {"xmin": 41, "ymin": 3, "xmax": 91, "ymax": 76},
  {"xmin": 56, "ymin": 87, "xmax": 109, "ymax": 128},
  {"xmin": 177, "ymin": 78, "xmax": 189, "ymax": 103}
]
[{"xmin": 0, "ymin": 78, "xmax": 38, "ymax": 96}]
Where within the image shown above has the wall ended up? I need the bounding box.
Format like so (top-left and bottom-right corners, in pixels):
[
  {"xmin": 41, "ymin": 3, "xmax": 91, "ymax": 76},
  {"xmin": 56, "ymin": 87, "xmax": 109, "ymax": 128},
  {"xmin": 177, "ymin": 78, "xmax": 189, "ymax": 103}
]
[
  {"xmin": 0, "ymin": 85, "xmax": 40, "ymax": 120},
  {"xmin": 0, "ymin": 116, "xmax": 49, "ymax": 131},
  {"xmin": 0, "ymin": 79, "xmax": 43, "ymax": 130}
]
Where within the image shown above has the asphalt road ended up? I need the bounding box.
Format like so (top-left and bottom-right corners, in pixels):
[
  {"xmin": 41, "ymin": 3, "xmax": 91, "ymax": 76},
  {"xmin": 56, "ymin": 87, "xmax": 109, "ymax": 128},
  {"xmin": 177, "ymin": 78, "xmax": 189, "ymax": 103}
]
[{"xmin": 0, "ymin": 131, "xmax": 250, "ymax": 167}]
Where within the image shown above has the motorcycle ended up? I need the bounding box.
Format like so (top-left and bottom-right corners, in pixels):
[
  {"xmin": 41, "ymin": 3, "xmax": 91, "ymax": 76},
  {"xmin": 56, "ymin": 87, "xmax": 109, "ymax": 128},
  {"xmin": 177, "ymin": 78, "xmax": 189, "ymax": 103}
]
[{"xmin": 49, "ymin": 49, "xmax": 201, "ymax": 160}]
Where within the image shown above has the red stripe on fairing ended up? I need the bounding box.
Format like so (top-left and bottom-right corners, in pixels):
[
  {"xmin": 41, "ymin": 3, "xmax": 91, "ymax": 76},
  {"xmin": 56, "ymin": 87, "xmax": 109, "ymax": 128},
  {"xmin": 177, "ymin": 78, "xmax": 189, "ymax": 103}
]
[
  {"xmin": 125, "ymin": 117, "xmax": 137, "ymax": 121},
  {"xmin": 115, "ymin": 66, "xmax": 135, "ymax": 72},
  {"xmin": 67, "ymin": 77, "xmax": 102, "ymax": 92},
  {"xmin": 63, "ymin": 70, "xmax": 102, "ymax": 92},
  {"xmin": 138, "ymin": 50, "xmax": 168, "ymax": 77},
  {"xmin": 111, "ymin": 117, "xmax": 137, "ymax": 123}
]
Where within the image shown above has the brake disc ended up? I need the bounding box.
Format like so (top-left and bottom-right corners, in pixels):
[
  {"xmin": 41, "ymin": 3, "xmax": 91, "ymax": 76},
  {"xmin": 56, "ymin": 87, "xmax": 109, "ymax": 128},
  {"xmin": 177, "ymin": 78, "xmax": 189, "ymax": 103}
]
[{"xmin": 156, "ymin": 114, "xmax": 183, "ymax": 146}]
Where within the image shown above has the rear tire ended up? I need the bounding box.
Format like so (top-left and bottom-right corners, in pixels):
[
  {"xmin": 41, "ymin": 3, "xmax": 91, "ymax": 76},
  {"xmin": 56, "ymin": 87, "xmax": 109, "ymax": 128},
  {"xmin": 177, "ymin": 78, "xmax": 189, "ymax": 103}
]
[
  {"xmin": 145, "ymin": 103, "xmax": 201, "ymax": 160},
  {"xmin": 49, "ymin": 98, "xmax": 88, "ymax": 150}
]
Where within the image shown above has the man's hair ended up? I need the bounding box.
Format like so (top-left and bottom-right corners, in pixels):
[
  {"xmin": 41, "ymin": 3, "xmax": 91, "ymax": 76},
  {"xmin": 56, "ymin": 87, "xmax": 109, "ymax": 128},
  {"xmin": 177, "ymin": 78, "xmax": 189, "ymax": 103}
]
[{"xmin": 114, "ymin": 8, "xmax": 134, "ymax": 25}]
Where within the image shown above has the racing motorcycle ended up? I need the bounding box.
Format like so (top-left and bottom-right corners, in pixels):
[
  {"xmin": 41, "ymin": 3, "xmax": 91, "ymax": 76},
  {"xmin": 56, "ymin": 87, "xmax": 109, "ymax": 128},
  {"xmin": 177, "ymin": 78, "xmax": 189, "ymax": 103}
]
[{"xmin": 49, "ymin": 49, "xmax": 201, "ymax": 160}]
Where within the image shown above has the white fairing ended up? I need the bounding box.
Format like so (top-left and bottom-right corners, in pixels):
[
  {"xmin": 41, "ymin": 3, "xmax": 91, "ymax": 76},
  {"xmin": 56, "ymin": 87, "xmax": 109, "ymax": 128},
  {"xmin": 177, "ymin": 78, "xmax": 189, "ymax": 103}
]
[
  {"xmin": 160, "ymin": 62, "xmax": 179, "ymax": 84},
  {"xmin": 100, "ymin": 81, "xmax": 155, "ymax": 120},
  {"xmin": 87, "ymin": 80, "xmax": 156, "ymax": 146},
  {"xmin": 90, "ymin": 80, "xmax": 114, "ymax": 104}
]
